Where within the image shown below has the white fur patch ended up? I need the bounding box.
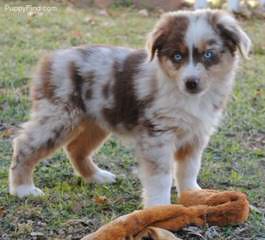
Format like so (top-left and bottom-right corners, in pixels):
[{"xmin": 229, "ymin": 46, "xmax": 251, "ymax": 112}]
[
  {"xmin": 89, "ymin": 169, "xmax": 116, "ymax": 184},
  {"xmin": 10, "ymin": 184, "xmax": 44, "ymax": 198},
  {"xmin": 142, "ymin": 173, "xmax": 172, "ymax": 208}
]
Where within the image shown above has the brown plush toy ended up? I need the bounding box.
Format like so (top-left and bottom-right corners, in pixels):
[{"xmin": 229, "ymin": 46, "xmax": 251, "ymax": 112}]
[{"xmin": 81, "ymin": 190, "xmax": 249, "ymax": 240}]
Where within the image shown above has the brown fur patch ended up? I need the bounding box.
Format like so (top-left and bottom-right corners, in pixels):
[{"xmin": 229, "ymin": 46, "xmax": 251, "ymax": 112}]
[
  {"xmin": 66, "ymin": 120, "xmax": 109, "ymax": 178},
  {"xmin": 85, "ymin": 89, "xmax": 93, "ymax": 99},
  {"xmin": 102, "ymin": 50, "xmax": 154, "ymax": 130},
  {"xmin": 68, "ymin": 62, "xmax": 86, "ymax": 111},
  {"xmin": 175, "ymin": 143, "xmax": 194, "ymax": 161},
  {"xmin": 31, "ymin": 54, "xmax": 54, "ymax": 103},
  {"xmin": 102, "ymin": 82, "xmax": 110, "ymax": 99},
  {"xmin": 149, "ymin": 14, "xmax": 189, "ymax": 68},
  {"xmin": 84, "ymin": 71, "xmax": 95, "ymax": 99},
  {"xmin": 197, "ymin": 39, "xmax": 218, "ymax": 51},
  {"xmin": 41, "ymin": 56, "xmax": 54, "ymax": 99},
  {"xmin": 216, "ymin": 24, "xmax": 239, "ymax": 56},
  {"xmin": 72, "ymin": 46, "xmax": 96, "ymax": 100}
]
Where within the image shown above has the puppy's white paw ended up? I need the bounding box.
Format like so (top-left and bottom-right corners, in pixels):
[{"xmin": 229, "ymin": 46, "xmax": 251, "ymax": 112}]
[
  {"xmin": 10, "ymin": 184, "xmax": 44, "ymax": 198},
  {"xmin": 186, "ymin": 183, "xmax": 202, "ymax": 191},
  {"xmin": 90, "ymin": 169, "xmax": 116, "ymax": 184},
  {"xmin": 143, "ymin": 194, "xmax": 171, "ymax": 208},
  {"xmin": 177, "ymin": 183, "xmax": 202, "ymax": 197}
]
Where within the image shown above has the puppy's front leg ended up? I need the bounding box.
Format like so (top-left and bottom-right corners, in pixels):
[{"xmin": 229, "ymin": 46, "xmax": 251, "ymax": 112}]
[
  {"xmin": 136, "ymin": 135, "xmax": 174, "ymax": 208},
  {"xmin": 175, "ymin": 137, "xmax": 209, "ymax": 195}
]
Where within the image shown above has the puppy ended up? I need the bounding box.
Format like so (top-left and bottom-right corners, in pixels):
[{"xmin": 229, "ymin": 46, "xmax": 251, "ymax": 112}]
[{"xmin": 9, "ymin": 9, "xmax": 251, "ymax": 207}]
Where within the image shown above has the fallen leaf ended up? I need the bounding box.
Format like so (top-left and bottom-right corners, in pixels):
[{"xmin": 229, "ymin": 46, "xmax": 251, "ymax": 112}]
[
  {"xmin": 73, "ymin": 31, "xmax": 82, "ymax": 38},
  {"xmin": 250, "ymin": 204, "xmax": 264, "ymax": 214},
  {"xmin": 31, "ymin": 231, "xmax": 44, "ymax": 237},
  {"xmin": 98, "ymin": 9, "xmax": 109, "ymax": 16},
  {"xmin": 94, "ymin": 196, "xmax": 108, "ymax": 205},
  {"xmin": 83, "ymin": 16, "xmax": 97, "ymax": 25},
  {"xmin": 0, "ymin": 207, "xmax": 5, "ymax": 217},
  {"xmin": 72, "ymin": 201, "xmax": 84, "ymax": 213},
  {"xmin": 0, "ymin": 128, "xmax": 15, "ymax": 139},
  {"xmin": 138, "ymin": 9, "xmax": 149, "ymax": 17},
  {"xmin": 17, "ymin": 223, "xmax": 33, "ymax": 234}
]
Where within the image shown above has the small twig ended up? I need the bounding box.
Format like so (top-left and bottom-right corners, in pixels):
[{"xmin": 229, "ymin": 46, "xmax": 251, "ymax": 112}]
[{"xmin": 216, "ymin": 181, "xmax": 259, "ymax": 190}]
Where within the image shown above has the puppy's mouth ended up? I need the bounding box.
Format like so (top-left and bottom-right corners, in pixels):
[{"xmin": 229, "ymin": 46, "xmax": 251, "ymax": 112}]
[{"xmin": 186, "ymin": 87, "xmax": 202, "ymax": 94}]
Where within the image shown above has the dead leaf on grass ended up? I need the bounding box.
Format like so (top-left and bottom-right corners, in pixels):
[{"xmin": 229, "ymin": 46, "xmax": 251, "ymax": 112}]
[
  {"xmin": 31, "ymin": 231, "xmax": 45, "ymax": 237},
  {"xmin": 71, "ymin": 201, "xmax": 84, "ymax": 213},
  {"xmin": 94, "ymin": 195, "xmax": 108, "ymax": 205},
  {"xmin": 73, "ymin": 31, "xmax": 82, "ymax": 38},
  {"xmin": 138, "ymin": 9, "xmax": 149, "ymax": 17},
  {"xmin": 0, "ymin": 128, "xmax": 15, "ymax": 139},
  {"xmin": 98, "ymin": 9, "xmax": 109, "ymax": 16},
  {"xmin": 83, "ymin": 16, "xmax": 97, "ymax": 25},
  {"xmin": 182, "ymin": 226, "xmax": 206, "ymax": 240},
  {"xmin": 17, "ymin": 223, "xmax": 33, "ymax": 234},
  {"xmin": 250, "ymin": 204, "xmax": 264, "ymax": 214},
  {"xmin": 0, "ymin": 207, "xmax": 5, "ymax": 218}
]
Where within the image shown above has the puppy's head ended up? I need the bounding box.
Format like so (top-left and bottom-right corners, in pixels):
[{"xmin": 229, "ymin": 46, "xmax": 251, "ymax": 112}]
[{"xmin": 146, "ymin": 10, "xmax": 251, "ymax": 95}]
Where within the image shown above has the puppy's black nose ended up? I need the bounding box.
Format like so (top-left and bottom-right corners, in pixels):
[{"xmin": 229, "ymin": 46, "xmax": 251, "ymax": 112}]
[{"xmin": 185, "ymin": 77, "xmax": 200, "ymax": 93}]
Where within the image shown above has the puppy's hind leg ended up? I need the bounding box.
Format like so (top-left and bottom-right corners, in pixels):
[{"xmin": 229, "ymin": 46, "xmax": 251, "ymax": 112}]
[
  {"xmin": 65, "ymin": 120, "xmax": 116, "ymax": 184},
  {"xmin": 9, "ymin": 111, "xmax": 79, "ymax": 197}
]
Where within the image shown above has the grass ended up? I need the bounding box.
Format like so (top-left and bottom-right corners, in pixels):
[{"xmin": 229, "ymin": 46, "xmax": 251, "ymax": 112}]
[{"xmin": 0, "ymin": 1, "xmax": 265, "ymax": 239}]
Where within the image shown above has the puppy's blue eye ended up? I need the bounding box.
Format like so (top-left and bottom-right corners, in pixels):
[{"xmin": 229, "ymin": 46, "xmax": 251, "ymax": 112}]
[
  {"xmin": 174, "ymin": 53, "xmax": 182, "ymax": 62},
  {"xmin": 203, "ymin": 50, "xmax": 215, "ymax": 60}
]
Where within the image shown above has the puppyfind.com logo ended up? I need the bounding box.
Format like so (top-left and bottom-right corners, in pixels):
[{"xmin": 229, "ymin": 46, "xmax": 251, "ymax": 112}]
[{"xmin": 4, "ymin": 4, "xmax": 58, "ymax": 16}]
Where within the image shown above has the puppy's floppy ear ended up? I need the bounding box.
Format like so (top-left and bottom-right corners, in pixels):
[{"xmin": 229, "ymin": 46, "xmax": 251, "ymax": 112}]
[
  {"xmin": 214, "ymin": 11, "xmax": 252, "ymax": 59},
  {"xmin": 146, "ymin": 14, "xmax": 171, "ymax": 61},
  {"xmin": 146, "ymin": 26, "xmax": 167, "ymax": 61}
]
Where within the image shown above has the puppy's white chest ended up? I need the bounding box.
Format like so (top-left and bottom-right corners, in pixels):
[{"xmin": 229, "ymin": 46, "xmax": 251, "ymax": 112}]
[{"xmin": 150, "ymin": 93, "xmax": 221, "ymax": 140}]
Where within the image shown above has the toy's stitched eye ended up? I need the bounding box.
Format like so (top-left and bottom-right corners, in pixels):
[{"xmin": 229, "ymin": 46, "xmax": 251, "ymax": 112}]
[
  {"xmin": 174, "ymin": 53, "xmax": 182, "ymax": 62},
  {"xmin": 203, "ymin": 50, "xmax": 215, "ymax": 60}
]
